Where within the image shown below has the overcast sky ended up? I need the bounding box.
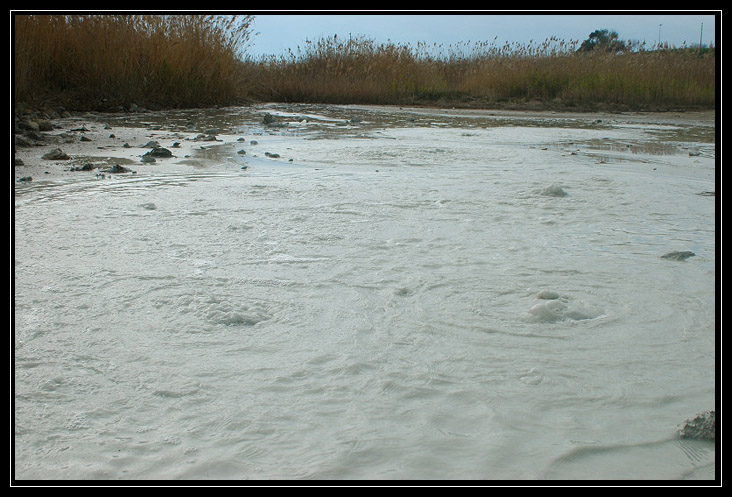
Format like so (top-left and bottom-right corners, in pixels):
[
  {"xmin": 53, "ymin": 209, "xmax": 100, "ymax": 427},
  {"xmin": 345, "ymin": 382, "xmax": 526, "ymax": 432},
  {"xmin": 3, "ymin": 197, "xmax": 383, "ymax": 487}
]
[{"xmin": 244, "ymin": 12, "xmax": 718, "ymax": 57}]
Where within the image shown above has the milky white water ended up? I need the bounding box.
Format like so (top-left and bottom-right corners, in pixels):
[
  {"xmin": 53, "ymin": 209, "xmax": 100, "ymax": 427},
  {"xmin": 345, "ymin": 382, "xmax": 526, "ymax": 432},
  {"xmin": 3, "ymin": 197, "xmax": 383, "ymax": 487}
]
[{"xmin": 13, "ymin": 105, "xmax": 716, "ymax": 481}]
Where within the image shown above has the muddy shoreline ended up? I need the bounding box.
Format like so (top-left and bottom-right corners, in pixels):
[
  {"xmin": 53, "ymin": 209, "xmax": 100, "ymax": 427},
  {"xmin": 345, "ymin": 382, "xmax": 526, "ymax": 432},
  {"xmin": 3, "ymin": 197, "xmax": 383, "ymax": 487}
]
[{"xmin": 13, "ymin": 104, "xmax": 716, "ymax": 184}]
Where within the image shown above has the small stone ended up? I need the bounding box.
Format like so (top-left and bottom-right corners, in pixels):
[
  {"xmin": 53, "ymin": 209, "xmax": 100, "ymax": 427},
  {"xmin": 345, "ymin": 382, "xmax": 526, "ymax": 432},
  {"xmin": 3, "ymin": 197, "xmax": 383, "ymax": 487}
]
[
  {"xmin": 14, "ymin": 135, "xmax": 35, "ymax": 147},
  {"xmin": 537, "ymin": 290, "xmax": 560, "ymax": 300},
  {"xmin": 41, "ymin": 148, "xmax": 70, "ymax": 160},
  {"xmin": 18, "ymin": 120, "xmax": 39, "ymax": 132},
  {"xmin": 540, "ymin": 184, "xmax": 567, "ymax": 197},
  {"xmin": 144, "ymin": 146, "xmax": 173, "ymax": 158},
  {"xmin": 37, "ymin": 120, "xmax": 54, "ymax": 131},
  {"xmin": 102, "ymin": 164, "xmax": 131, "ymax": 173},
  {"xmin": 660, "ymin": 251, "xmax": 695, "ymax": 261}
]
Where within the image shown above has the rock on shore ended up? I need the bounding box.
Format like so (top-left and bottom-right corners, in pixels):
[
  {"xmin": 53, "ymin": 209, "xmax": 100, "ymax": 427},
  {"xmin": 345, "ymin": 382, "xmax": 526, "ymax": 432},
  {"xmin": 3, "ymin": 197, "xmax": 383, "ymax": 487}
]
[
  {"xmin": 679, "ymin": 410, "xmax": 715, "ymax": 440},
  {"xmin": 13, "ymin": 106, "xmax": 253, "ymax": 183}
]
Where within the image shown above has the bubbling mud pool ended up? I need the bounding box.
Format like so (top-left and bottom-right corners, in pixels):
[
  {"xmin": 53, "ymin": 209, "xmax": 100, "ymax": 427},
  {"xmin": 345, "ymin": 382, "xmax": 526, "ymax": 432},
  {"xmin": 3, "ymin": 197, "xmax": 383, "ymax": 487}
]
[{"xmin": 14, "ymin": 104, "xmax": 716, "ymax": 480}]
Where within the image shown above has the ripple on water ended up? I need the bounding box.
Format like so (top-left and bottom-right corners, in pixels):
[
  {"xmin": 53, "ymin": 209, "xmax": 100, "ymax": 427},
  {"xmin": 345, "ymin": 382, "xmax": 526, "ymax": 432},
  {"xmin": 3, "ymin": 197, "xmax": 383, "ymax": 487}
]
[
  {"xmin": 198, "ymin": 295, "xmax": 273, "ymax": 328},
  {"xmin": 13, "ymin": 105, "xmax": 716, "ymax": 480},
  {"xmin": 151, "ymin": 291, "xmax": 276, "ymax": 332},
  {"xmin": 543, "ymin": 437, "xmax": 715, "ymax": 480},
  {"xmin": 525, "ymin": 290, "xmax": 602, "ymax": 324},
  {"xmin": 538, "ymin": 184, "xmax": 569, "ymax": 197}
]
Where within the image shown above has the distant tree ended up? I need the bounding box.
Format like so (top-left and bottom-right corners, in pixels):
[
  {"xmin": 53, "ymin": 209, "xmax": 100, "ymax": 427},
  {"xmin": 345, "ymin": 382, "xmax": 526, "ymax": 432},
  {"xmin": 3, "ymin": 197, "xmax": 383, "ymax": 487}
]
[{"xmin": 578, "ymin": 29, "xmax": 628, "ymax": 53}]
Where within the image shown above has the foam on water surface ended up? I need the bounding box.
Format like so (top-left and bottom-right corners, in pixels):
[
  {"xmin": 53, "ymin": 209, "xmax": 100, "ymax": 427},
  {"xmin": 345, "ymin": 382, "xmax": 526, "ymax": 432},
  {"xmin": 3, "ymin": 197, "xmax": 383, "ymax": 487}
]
[{"xmin": 14, "ymin": 104, "xmax": 716, "ymax": 481}]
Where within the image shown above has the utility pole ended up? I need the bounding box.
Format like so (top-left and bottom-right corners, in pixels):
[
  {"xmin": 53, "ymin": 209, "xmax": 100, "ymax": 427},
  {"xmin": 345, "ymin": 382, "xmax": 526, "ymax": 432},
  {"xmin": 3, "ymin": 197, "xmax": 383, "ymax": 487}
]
[
  {"xmin": 699, "ymin": 22, "xmax": 703, "ymax": 49},
  {"xmin": 658, "ymin": 24, "xmax": 662, "ymax": 47}
]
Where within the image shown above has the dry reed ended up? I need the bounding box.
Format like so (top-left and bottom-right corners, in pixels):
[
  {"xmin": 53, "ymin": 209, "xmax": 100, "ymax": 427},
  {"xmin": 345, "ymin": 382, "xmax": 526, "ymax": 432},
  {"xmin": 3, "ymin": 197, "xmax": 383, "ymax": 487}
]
[
  {"xmin": 14, "ymin": 15, "xmax": 715, "ymax": 112},
  {"xmin": 243, "ymin": 35, "xmax": 715, "ymax": 110},
  {"xmin": 14, "ymin": 14, "xmax": 253, "ymax": 110}
]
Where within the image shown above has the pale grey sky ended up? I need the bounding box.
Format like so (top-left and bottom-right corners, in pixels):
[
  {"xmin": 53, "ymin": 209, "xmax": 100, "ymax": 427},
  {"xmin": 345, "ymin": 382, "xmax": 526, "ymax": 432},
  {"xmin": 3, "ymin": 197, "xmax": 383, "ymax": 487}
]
[{"xmin": 244, "ymin": 12, "xmax": 718, "ymax": 57}]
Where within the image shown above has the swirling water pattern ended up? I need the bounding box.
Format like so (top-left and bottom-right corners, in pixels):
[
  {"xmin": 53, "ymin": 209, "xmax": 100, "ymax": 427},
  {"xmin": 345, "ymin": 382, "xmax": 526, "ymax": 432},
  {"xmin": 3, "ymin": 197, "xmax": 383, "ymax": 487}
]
[{"xmin": 14, "ymin": 106, "xmax": 716, "ymax": 480}]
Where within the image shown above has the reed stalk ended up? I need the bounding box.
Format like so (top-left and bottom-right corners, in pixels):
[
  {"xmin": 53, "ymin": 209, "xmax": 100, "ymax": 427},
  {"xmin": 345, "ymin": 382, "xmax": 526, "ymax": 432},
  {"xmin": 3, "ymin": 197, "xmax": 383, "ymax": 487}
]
[
  {"xmin": 243, "ymin": 35, "xmax": 715, "ymax": 110},
  {"xmin": 14, "ymin": 14, "xmax": 254, "ymax": 110},
  {"xmin": 14, "ymin": 16, "xmax": 715, "ymax": 112}
]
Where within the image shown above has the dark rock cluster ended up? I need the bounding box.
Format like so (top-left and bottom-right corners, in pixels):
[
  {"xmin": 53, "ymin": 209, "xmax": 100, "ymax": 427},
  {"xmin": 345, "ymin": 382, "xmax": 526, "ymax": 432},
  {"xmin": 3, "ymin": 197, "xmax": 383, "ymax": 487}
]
[{"xmin": 678, "ymin": 410, "xmax": 715, "ymax": 440}]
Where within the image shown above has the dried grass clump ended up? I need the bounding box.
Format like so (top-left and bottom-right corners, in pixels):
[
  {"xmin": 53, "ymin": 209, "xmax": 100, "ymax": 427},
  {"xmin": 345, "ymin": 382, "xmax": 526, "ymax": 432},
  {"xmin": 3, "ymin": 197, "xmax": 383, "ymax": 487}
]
[
  {"xmin": 14, "ymin": 14, "xmax": 254, "ymax": 110},
  {"xmin": 14, "ymin": 16, "xmax": 715, "ymax": 112},
  {"xmin": 243, "ymin": 35, "xmax": 715, "ymax": 110}
]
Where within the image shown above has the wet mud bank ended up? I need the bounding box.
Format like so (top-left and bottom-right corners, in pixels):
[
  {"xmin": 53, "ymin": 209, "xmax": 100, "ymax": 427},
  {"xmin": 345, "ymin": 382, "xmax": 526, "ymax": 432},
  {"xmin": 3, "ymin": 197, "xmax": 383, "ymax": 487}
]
[{"xmin": 14, "ymin": 103, "xmax": 715, "ymax": 184}]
